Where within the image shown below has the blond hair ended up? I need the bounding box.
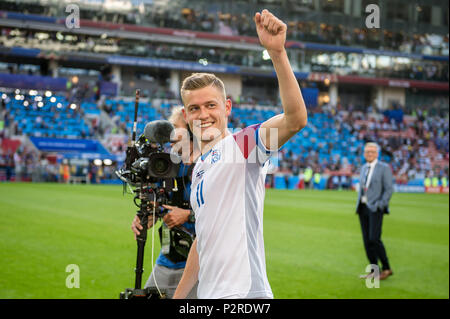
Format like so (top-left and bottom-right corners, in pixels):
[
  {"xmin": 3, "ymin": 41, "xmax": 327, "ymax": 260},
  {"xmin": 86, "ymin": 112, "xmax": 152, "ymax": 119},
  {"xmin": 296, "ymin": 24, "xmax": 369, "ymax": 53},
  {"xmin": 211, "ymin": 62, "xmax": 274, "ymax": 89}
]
[
  {"xmin": 180, "ymin": 73, "xmax": 226, "ymax": 104},
  {"xmin": 168, "ymin": 105, "xmax": 184, "ymax": 124}
]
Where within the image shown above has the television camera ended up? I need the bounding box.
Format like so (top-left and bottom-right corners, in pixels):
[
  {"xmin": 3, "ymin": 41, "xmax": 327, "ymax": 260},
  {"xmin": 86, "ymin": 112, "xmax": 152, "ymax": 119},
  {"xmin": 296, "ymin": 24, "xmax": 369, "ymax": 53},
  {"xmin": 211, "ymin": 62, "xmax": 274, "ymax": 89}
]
[{"xmin": 115, "ymin": 90, "xmax": 194, "ymax": 299}]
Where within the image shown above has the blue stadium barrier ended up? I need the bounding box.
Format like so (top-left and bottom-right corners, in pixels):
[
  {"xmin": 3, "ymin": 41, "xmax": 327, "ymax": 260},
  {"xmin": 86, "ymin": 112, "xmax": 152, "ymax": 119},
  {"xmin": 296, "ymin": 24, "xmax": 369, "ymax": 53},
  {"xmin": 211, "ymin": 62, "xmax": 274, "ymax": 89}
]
[
  {"xmin": 0, "ymin": 73, "xmax": 66, "ymax": 91},
  {"xmin": 289, "ymin": 176, "xmax": 299, "ymax": 189},
  {"xmin": 29, "ymin": 137, "xmax": 115, "ymax": 160},
  {"xmin": 274, "ymin": 175, "xmax": 289, "ymax": 189},
  {"xmin": 407, "ymin": 179, "xmax": 425, "ymax": 186},
  {"xmin": 100, "ymin": 179, "xmax": 123, "ymax": 185},
  {"xmin": 274, "ymin": 175, "xmax": 331, "ymax": 190},
  {"xmin": 9, "ymin": 47, "xmax": 41, "ymax": 58},
  {"xmin": 2, "ymin": 11, "xmax": 57, "ymax": 23},
  {"xmin": 318, "ymin": 177, "xmax": 328, "ymax": 190}
]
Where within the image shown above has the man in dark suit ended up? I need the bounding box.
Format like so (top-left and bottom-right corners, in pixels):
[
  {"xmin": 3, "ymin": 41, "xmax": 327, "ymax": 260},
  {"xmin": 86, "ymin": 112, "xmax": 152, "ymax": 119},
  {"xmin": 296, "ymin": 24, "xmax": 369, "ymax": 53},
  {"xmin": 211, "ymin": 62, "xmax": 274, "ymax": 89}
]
[{"xmin": 356, "ymin": 142, "xmax": 394, "ymax": 280}]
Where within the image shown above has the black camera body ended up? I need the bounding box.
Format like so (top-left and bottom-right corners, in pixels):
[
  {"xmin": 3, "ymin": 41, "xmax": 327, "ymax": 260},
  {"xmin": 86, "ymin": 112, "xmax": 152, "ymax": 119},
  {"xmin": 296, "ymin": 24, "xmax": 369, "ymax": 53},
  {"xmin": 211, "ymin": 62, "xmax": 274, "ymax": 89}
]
[
  {"xmin": 117, "ymin": 132, "xmax": 191, "ymax": 216},
  {"xmin": 119, "ymin": 133, "xmax": 180, "ymax": 186}
]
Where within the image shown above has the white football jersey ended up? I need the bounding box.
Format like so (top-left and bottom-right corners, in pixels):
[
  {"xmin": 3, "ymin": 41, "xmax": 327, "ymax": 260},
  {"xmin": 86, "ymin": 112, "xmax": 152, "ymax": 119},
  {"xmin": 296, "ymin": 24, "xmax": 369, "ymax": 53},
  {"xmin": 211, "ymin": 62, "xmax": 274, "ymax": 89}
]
[{"xmin": 190, "ymin": 123, "xmax": 275, "ymax": 299}]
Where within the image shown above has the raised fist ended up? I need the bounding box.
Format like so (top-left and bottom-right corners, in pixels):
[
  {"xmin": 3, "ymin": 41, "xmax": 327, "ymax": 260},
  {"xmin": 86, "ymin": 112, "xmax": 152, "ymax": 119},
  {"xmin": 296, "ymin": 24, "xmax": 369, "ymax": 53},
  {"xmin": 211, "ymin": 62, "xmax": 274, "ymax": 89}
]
[{"xmin": 254, "ymin": 9, "xmax": 287, "ymax": 54}]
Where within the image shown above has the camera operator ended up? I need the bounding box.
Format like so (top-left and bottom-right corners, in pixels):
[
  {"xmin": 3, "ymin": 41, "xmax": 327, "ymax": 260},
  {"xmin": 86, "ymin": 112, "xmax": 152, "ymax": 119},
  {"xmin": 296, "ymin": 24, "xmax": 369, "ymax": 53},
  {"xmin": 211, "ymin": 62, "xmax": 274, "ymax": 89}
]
[{"xmin": 131, "ymin": 106, "xmax": 200, "ymax": 299}]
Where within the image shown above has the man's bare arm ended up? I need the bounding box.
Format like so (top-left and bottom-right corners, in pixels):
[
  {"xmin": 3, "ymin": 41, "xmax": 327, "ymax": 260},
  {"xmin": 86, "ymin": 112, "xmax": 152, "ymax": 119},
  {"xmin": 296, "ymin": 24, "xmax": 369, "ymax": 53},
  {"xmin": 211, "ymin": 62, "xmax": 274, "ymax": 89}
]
[
  {"xmin": 254, "ymin": 9, "xmax": 307, "ymax": 149},
  {"xmin": 173, "ymin": 238, "xmax": 199, "ymax": 299}
]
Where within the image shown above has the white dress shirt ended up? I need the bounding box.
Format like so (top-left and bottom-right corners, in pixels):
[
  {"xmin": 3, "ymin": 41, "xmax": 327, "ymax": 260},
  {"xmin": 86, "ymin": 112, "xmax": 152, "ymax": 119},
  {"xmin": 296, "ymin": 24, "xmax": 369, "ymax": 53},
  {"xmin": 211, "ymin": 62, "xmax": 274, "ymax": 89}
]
[
  {"xmin": 365, "ymin": 159, "xmax": 378, "ymax": 189},
  {"xmin": 361, "ymin": 159, "xmax": 378, "ymax": 203}
]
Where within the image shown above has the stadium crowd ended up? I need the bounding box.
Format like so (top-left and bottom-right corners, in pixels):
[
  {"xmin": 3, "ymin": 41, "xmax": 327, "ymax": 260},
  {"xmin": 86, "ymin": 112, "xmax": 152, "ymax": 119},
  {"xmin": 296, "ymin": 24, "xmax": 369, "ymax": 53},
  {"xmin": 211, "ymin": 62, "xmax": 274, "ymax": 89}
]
[
  {"xmin": 1, "ymin": 86, "xmax": 448, "ymax": 186},
  {"xmin": 278, "ymin": 104, "xmax": 447, "ymax": 182},
  {"xmin": 1, "ymin": 27, "xmax": 448, "ymax": 84},
  {"xmin": 0, "ymin": 135, "xmax": 119, "ymax": 184},
  {"xmin": 99, "ymin": 7, "xmax": 448, "ymax": 56},
  {"xmin": 0, "ymin": 0, "xmax": 448, "ymax": 56},
  {"xmin": 159, "ymin": 9, "xmax": 449, "ymax": 57}
]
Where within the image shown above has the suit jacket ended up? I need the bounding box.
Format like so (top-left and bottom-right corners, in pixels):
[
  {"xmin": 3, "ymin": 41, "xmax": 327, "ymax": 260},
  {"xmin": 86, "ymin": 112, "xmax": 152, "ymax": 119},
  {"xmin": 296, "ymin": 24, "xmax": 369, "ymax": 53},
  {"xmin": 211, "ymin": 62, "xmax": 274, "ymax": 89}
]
[{"xmin": 356, "ymin": 161, "xmax": 394, "ymax": 214}]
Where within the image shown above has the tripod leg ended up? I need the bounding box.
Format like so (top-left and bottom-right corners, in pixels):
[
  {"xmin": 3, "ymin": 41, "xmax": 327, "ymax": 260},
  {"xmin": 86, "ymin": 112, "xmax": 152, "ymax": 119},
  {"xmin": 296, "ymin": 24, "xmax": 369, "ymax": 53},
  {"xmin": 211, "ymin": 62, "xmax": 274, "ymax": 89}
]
[{"xmin": 134, "ymin": 213, "xmax": 148, "ymax": 289}]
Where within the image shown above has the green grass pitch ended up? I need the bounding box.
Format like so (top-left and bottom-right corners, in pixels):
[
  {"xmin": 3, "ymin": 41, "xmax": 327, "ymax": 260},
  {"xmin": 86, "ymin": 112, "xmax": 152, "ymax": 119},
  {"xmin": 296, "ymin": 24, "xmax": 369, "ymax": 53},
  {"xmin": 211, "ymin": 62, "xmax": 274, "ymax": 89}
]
[{"xmin": 0, "ymin": 183, "xmax": 448, "ymax": 299}]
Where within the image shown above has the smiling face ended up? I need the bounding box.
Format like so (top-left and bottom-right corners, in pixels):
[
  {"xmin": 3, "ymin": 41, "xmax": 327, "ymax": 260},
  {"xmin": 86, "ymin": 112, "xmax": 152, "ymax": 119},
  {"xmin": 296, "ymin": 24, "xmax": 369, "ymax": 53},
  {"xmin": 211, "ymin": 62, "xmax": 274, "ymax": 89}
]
[{"xmin": 182, "ymin": 84, "xmax": 232, "ymax": 149}]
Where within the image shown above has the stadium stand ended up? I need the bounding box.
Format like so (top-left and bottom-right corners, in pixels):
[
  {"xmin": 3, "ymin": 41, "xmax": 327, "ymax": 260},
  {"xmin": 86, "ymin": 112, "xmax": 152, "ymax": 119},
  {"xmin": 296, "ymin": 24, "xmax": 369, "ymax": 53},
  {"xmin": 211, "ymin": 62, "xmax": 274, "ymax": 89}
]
[
  {"xmin": 1, "ymin": 86, "xmax": 448, "ymax": 188},
  {"xmin": 0, "ymin": 0, "xmax": 448, "ymax": 193},
  {"xmin": 1, "ymin": 0, "xmax": 447, "ymax": 56}
]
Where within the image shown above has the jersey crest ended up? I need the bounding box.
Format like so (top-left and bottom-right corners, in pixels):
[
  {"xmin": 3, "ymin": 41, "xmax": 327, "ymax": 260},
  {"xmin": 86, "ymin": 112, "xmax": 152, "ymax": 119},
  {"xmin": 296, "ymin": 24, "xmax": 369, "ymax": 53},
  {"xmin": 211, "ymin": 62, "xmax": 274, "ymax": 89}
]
[{"xmin": 211, "ymin": 149, "xmax": 221, "ymax": 164}]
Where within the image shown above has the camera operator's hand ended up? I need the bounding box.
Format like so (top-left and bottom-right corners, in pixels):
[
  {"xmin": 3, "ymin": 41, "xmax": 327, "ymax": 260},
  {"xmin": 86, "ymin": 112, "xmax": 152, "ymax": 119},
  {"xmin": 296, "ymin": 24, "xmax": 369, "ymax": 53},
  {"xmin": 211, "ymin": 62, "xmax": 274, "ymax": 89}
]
[
  {"xmin": 162, "ymin": 205, "xmax": 191, "ymax": 229},
  {"xmin": 131, "ymin": 215, "xmax": 155, "ymax": 240}
]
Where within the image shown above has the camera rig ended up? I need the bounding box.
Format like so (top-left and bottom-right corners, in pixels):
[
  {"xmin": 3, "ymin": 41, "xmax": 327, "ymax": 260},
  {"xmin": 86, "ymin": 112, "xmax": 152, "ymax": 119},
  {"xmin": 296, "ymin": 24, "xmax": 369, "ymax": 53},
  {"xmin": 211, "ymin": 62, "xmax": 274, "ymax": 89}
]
[{"xmin": 116, "ymin": 90, "xmax": 193, "ymax": 299}]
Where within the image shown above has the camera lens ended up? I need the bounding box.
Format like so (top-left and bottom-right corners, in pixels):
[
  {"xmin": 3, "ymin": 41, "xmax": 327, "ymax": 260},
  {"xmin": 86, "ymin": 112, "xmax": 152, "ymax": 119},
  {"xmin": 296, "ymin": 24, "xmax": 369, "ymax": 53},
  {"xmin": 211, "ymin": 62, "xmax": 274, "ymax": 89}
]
[
  {"xmin": 147, "ymin": 152, "xmax": 179, "ymax": 178},
  {"xmin": 151, "ymin": 158, "xmax": 169, "ymax": 175}
]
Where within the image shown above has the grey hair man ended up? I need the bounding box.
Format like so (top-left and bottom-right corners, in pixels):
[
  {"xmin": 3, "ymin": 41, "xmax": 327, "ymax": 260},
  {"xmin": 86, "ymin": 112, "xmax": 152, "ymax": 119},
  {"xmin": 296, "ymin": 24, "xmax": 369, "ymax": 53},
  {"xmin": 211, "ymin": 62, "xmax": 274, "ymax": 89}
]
[{"xmin": 356, "ymin": 142, "xmax": 394, "ymax": 280}]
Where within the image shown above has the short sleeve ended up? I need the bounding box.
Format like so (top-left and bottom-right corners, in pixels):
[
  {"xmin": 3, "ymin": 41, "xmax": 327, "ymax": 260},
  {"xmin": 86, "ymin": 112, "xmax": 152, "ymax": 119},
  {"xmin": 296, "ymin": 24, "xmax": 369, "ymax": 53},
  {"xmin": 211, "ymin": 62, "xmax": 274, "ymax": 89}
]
[{"xmin": 233, "ymin": 123, "xmax": 278, "ymax": 165}]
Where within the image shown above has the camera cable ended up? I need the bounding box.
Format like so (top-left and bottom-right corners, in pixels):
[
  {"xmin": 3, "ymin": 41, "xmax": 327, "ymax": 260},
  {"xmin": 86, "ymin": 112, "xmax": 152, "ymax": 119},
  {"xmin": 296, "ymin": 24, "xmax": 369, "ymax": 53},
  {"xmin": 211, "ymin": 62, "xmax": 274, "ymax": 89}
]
[{"xmin": 150, "ymin": 191, "xmax": 163, "ymax": 298}]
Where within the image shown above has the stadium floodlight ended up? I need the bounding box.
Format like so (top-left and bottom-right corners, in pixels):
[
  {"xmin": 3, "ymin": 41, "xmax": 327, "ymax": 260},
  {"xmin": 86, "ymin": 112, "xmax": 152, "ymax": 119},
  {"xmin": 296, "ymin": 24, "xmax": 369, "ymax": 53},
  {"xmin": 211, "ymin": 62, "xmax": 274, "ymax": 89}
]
[
  {"xmin": 29, "ymin": 90, "xmax": 38, "ymax": 96},
  {"xmin": 93, "ymin": 159, "xmax": 103, "ymax": 166},
  {"xmin": 15, "ymin": 95, "xmax": 21, "ymax": 100},
  {"xmin": 45, "ymin": 91, "xmax": 52, "ymax": 97},
  {"xmin": 50, "ymin": 97, "xmax": 56, "ymax": 103},
  {"xmin": 70, "ymin": 103, "xmax": 77, "ymax": 110},
  {"xmin": 15, "ymin": 89, "xmax": 20, "ymax": 95},
  {"xmin": 57, "ymin": 103, "xmax": 63, "ymax": 108},
  {"xmin": 23, "ymin": 101, "xmax": 29, "ymax": 107},
  {"xmin": 198, "ymin": 58, "xmax": 208, "ymax": 66},
  {"xmin": 262, "ymin": 50, "xmax": 271, "ymax": 60},
  {"xmin": 1, "ymin": 94, "xmax": 6, "ymax": 99},
  {"xmin": 37, "ymin": 101, "xmax": 44, "ymax": 107},
  {"xmin": 103, "ymin": 159, "xmax": 113, "ymax": 166},
  {"xmin": 376, "ymin": 55, "xmax": 390, "ymax": 68},
  {"xmin": 35, "ymin": 96, "xmax": 43, "ymax": 102}
]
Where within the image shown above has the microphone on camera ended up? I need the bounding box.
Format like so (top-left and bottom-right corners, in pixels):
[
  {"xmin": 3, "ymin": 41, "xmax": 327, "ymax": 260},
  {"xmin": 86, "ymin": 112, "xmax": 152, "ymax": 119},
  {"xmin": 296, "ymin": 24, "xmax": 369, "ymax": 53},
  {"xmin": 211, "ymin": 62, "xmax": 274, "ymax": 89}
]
[{"xmin": 143, "ymin": 120, "xmax": 174, "ymax": 145}]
